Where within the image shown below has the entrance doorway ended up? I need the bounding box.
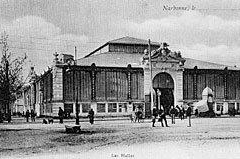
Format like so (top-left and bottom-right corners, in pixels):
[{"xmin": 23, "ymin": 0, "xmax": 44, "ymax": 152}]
[{"xmin": 153, "ymin": 72, "xmax": 174, "ymax": 113}]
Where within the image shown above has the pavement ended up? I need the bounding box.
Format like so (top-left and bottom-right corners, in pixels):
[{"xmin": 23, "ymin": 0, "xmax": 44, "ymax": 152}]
[
  {"xmin": 2, "ymin": 114, "xmax": 238, "ymax": 124},
  {"xmin": 1, "ymin": 116, "xmax": 240, "ymax": 159},
  {"xmin": 1, "ymin": 116, "xmax": 131, "ymax": 124}
]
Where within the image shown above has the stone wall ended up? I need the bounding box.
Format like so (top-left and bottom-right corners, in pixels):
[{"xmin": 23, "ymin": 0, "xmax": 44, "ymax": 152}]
[
  {"xmin": 143, "ymin": 61, "xmax": 184, "ymax": 111},
  {"xmin": 52, "ymin": 66, "xmax": 63, "ymax": 102},
  {"xmin": 52, "ymin": 65, "xmax": 64, "ymax": 116}
]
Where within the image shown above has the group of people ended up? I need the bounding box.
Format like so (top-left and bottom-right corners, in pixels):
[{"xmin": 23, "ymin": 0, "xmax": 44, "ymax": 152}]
[
  {"xmin": 58, "ymin": 107, "xmax": 95, "ymax": 124},
  {"xmin": 152, "ymin": 105, "xmax": 192, "ymax": 127},
  {"xmin": 23, "ymin": 107, "xmax": 95, "ymax": 125},
  {"xmin": 169, "ymin": 105, "xmax": 186, "ymax": 124},
  {"xmin": 152, "ymin": 106, "xmax": 169, "ymax": 127},
  {"xmin": 131, "ymin": 108, "xmax": 144, "ymax": 123},
  {"xmin": 23, "ymin": 105, "xmax": 192, "ymax": 126},
  {"xmin": 25, "ymin": 109, "xmax": 36, "ymax": 122}
]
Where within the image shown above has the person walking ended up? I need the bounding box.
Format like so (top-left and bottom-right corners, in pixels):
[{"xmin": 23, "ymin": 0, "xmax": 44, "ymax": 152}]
[
  {"xmin": 169, "ymin": 106, "xmax": 176, "ymax": 124},
  {"xmin": 135, "ymin": 109, "xmax": 143, "ymax": 123},
  {"xmin": 159, "ymin": 105, "xmax": 169, "ymax": 127},
  {"xmin": 130, "ymin": 110, "xmax": 135, "ymax": 122},
  {"xmin": 186, "ymin": 105, "xmax": 192, "ymax": 127},
  {"xmin": 194, "ymin": 109, "xmax": 199, "ymax": 117},
  {"xmin": 232, "ymin": 107, "xmax": 236, "ymax": 116},
  {"xmin": 182, "ymin": 106, "xmax": 186, "ymax": 119},
  {"xmin": 58, "ymin": 107, "xmax": 64, "ymax": 124},
  {"xmin": 152, "ymin": 108, "xmax": 158, "ymax": 127},
  {"xmin": 88, "ymin": 108, "xmax": 95, "ymax": 124},
  {"xmin": 25, "ymin": 110, "xmax": 30, "ymax": 122},
  {"xmin": 30, "ymin": 109, "xmax": 36, "ymax": 122},
  {"xmin": 179, "ymin": 106, "xmax": 184, "ymax": 120}
]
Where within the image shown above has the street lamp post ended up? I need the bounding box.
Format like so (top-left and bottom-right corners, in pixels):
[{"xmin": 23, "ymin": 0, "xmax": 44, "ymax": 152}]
[
  {"xmin": 74, "ymin": 68, "xmax": 80, "ymax": 125},
  {"xmin": 148, "ymin": 39, "xmax": 154, "ymax": 112},
  {"xmin": 67, "ymin": 61, "xmax": 79, "ymax": 125},
  {"xmin": 157, "ymin": 89, "xmax": 161, "ymax": 110}
]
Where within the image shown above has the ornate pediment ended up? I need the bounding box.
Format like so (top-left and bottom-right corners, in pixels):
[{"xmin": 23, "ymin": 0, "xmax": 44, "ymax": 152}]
[{"xmin": 142, "ymin": 42, "xmax": 185, "ymax": 67}]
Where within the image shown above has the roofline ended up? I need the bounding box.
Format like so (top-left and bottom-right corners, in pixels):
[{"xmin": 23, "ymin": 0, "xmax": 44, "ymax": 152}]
[
  {"xmin": 84, "ymin": 43, "xmax": 108, "ymax": 58},
  {"xmin": 57, "ymin": 62, "xmax": 144, "ymax": 70},
  {"xmin": 108, "ymin": 41, "xmax": 160, "ymax": 46},
  {"xmin": 109, "ymin": 36, "xmax": 160, "ymax": 45},
  {"xmin": 84, "ymin": 42, "xmax": 160, "ymax": 58},
  {"xmin": 84, "ymin": 37, "xmax": 160, "ymax": 58},
  {"xmin": 187, "ymin": 67, "xmax": 240, "ymax": 71},
  {"xmin": 184, "ymin": 57, "xmax": 240, "ymax": 70},
  {"xmin": 34, "ymin": 69, "xmax": 52, "ymax": 83},
  {"xmin": 108, "ymin": 42, "xmax": 160, "ymax": 47}
]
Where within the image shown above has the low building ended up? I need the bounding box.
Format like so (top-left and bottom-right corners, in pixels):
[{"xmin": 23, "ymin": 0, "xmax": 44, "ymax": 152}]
[
  {"xmin": 13, "ymin": 92, "xmax": 24, "ymax": 115},
  {"xmin": 23, "ymin": 36, "xmax": 240, "ymax": 117}
]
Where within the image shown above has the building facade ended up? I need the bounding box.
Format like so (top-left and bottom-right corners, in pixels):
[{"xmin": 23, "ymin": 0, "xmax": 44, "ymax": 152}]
[{"xmin": 23, "ymin": 37, "xmax": 240, "ymax": 117}]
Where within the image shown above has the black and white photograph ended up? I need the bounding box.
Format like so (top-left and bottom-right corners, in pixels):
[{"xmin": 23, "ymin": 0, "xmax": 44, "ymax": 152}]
[{"xmin": 0, "ymin": 0, "xmax": 240, "ymax": 159}]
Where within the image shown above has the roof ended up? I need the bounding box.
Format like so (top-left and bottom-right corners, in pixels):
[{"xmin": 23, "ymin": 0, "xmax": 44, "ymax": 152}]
[
  {"xmin": 184, "ymin": 58, "xmax": 239, "ymax": 70},
  {"xmin": 77, "ymin": 52, "xmax": 240, "ymax": 70},
  {"xmin": 84, "ymin": 36, "xmax": 160, "ymax": 58},
  {"xmin": 108, "ymin": 36, "xmax": 160, "ymax": 46},
  {"xmin": 77, "ymin": 52, "xmax": 143, "ymax": 68}
]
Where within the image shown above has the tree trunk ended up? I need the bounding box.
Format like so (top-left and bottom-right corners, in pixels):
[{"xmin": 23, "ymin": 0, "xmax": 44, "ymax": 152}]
[{"xmin": 6, "ymin": 58, "xmax": 11, "ymax": 123}]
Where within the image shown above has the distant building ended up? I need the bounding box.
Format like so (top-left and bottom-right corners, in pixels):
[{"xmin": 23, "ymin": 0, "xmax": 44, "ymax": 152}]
[
  {"xmin": 13, "ymin": 92, "xmax": 24, "ymax": 115},
  {"xmin": 22, "ymin": 36, "xmax": 240, "ymax": 117}
]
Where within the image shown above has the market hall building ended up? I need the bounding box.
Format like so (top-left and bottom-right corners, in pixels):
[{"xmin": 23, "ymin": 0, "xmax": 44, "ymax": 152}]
[{"xmin": 22, "ymin": 36, "xmax": 240, "ymax": 117}]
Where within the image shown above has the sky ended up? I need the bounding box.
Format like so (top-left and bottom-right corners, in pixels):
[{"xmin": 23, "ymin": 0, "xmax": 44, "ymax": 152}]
[{"xmin": 0, "ymin": 0, "xmax": 240, "ymax": 76}]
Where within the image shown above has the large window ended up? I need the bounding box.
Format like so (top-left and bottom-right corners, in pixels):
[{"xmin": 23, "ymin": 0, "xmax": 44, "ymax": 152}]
[
  {"xmin": 215, "ymin": 75, "xmax": 224, "ymax": 99},
  {"xmin": 119, "ymin": 103, "xmax": 127, "ymax": 113},
  {"xmin": 216, "ymin": 103, "xmax": 222, "ymax": 111},
  {"xmin": 64, "ymin": 104, "xmax": 73, "ymax": 114},
  {"xmin": 228, "ymin": 103, "xmax": 235, "ymax": 112},
  {"xmin": 46, "ymin": 103, "xmax": 53, "ymax": 113},
  {"xmin": 82, "ymin": 103, "xmax": 91, "ymax": 113},
  {"xmin": 108, "ymin": 103, "xmax": 117, "ymax": 112},
  {"xmin": 133, "ymin": 103, "xmax": 144, "ymax": 111},
  {"xmin": 97, "ymin": 103, "xmax": 106, "ymax": 113}
]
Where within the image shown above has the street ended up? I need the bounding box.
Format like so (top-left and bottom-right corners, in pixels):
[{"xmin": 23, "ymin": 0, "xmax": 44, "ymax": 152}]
[{"xmin": 0, "ymin": 117, "xmax": 240, "ymax": 159}]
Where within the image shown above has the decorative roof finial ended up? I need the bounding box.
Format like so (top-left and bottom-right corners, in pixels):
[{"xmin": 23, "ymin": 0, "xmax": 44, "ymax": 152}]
[{"xmin": 53, "ymin": 52, "xmax": 59, "ymax": 64}]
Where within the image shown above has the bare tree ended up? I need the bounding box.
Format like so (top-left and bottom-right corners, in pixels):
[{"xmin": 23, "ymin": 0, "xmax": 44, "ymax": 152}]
[{"xmin": 0, "ymin": 33, "xmax": 27, "ymax": 122}]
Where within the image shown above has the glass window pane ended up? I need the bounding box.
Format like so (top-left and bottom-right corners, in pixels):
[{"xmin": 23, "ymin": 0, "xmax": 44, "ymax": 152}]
[
  {"xmin": 97, "ymin": 103, "xmax": 106, "ymax": 113},
  {"xmin": 119, "ymin": 104, "xmax": 122, "ymax": 112},
  {"xmin": 108, "ymin": 103, "xmax": 117, "ymax": 112},
  {"xmin": 82, "ymin": 103, "xmax": 91, "ymax": 113},
  {"xmin": 64, "ymin": 104, "xmax": 73, "ymax": 113}
]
